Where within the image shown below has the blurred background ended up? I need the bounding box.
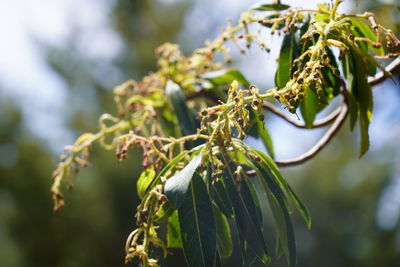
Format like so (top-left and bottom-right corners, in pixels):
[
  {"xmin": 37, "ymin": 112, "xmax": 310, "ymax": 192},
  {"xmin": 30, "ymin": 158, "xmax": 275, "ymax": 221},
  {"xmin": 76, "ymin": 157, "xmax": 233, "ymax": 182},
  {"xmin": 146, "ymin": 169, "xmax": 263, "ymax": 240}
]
[{"xmin": 0, "ymin": 0, "xmax": 399, "ymax": 266}]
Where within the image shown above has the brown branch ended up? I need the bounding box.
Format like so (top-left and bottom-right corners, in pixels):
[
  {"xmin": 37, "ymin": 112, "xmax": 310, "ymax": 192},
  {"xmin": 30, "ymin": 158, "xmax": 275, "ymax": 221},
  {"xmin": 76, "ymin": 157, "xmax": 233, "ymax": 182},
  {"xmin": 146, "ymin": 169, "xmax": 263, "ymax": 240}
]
[
  {"xmin": 191, "ymin": 57, "xmax": 400, "ymax": 170},
  {"xmin": 262, "ymin": 101, "xmax": 341, "ymax": 129},
  {"xmin": 275, "ymin": 101, "xmax": 348, "ymax": 167},
  {"xmin": 368, "ymin": 56, "xmax": 400, "ymax": 86},
  {"xmin": 263, "ymin": 57, "xmax": 400, "ymax": 167}
]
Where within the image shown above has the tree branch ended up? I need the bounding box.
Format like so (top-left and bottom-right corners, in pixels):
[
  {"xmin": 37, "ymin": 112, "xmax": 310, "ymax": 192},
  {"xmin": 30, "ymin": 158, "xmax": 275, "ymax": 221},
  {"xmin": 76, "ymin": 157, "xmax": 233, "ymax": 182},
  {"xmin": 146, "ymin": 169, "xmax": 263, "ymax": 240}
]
[
  {"xmin": 368, "ymin": 56, "xmax": 400, "ymax": 86},
  {"xmin": 262, "ymin": 101, "xmax": 342, "ymax": 129},
  {"xmin": 264, "ymin": 57, "xmax": 400, "ymax": 167},
  {"xmin": 275, "ymin": 101, "xmax": 348, "ymax": 167},
  {"xmin": 192, "ymin": 57, "xmax": 400, "ymax": 170}
]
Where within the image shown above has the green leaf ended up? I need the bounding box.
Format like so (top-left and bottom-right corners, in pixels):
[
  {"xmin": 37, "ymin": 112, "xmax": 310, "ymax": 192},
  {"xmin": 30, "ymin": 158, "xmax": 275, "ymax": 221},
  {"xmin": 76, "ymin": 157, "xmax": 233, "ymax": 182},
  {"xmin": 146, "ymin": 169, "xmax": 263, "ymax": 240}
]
[
  {"xmin": 248, "ymin": 110, "xmax": 275, "ymax": 158},
  {"xmin": 165, "ymin": 151, "xmax": 203, "ymax": 209},
  {"xmin": 342, "ymin": 53, "xmax": 359, "ymax": 130},
  {"xmin": 323, "ymin": 47, "xmax": 341, "ymax": 97},
  {"xmin": 212, "ymin": 204, "xmax": 233, "ymax": 258},
  {"xmin": 145, "ymin": 150, "xmax": 189, "ymax": 196},
  {"xmin": 167, "ymin": 211, "xmax": 183, "ymax": 248},
  {"xmin": 178, "ymin": 173, "xmax": 217, "ymax": 267},
  {"xmin": 211, "ymin": 177, "xmax": 234, "ymax": 218},
  {"xmin": 350, "ymin": 18, "xmax": 384, "ymax": 56},
  {"xmin": 257, "ymin": 121, "xmax": 275, "ymax": 158},
  {"xmin": 244, "ymin": 147, "xmax": 311, "ymax": 229},
  {"xmin": 222, "ymin": 159, "xmax": 270, "ymax": 264},
  {"xmin": 200, "ymin": 69, "xmax": 250, "ymax": 87},
  {"xmin": 342, "ymin": 45, "xmax": 373, "ymax": 156},
  {"xmin": 254, "ymin": 161, "xmax": 296, "ymax": 267},
  {"xmin": 238, "ymin": 234, "xmax": 259, "ymax": 266},
  {"xmin": 137, "ymin": 167, "xmax": 156, "ymax": 199},
  {"xmin": 154, "ymin": 200, "xmax": 175, "ymax": 222},
  {"xmin": 351, "ymin": 47, "xmax": 373, "ymax": 157},
  {"xmin": 215, "ymin": 251, "xmax": 222, "ymax": 267},
  {"xmin": 348, "ymin": 25, "xmax": 378, "ymax": 76},
  {"xmin": 228, "ymin": 147, "xmax": 299, "ymax": 266},
  {"xmin": 242, "ymin": 179, "xmax": 263, "ymax": 228},
  {"xmin": 300, "ymin": 86, "xmax": 318, "ymax": 129},
  {"xmin": 251, "ymin": 3, "xmax": 290, "ymax": 11},
  {"xmin": 166, "ymin": 80, "xmax": 199, "ymax": 137},
  {"xmin": 276, "ymin": 31, "xmax": 297, "ymax": 88}
]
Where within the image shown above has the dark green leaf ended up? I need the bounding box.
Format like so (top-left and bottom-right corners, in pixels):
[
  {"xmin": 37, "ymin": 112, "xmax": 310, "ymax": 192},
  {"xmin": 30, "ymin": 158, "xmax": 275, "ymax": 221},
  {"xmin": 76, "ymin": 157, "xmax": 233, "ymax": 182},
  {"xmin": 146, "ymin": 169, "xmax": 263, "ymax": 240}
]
[
  {"xmin": 222, "ymin": 159, "xmax": 270, "ymax": 264},
  {"xmin": 248, "ymin": 110, "xmax": 275, "ymax": 158},
  {"xmin": 166, "ymin": 80, "xmax": 200, "ymax": 138},
  {"xmin": 342, "ymin": 53, "xmax": 359, "ymax": 130},
  {"xmin": 165, "ymin": 152, "xmax": 203, "ymax": 209},
  {"xmin": 211, "ymin": 177, "xmax": 234, "ymax": 218},
  {"xmin": 245, "ymin": 147, "xmax": 311, "ymax": 229},
  {"xmin": 242, "ymin": 179, "xmax": 263, "ymax": 228},
  {"xmin": 276, "ymin": 30, "xmax": 298, "ymax": 88},
  {"xmin": 252, "ymin": 3, "xmax": 290, "ymax": 11},
  {"xmin": 178, "ymin": 173, "xmax": 217, "ymax": 267},
  {"xmin": 200, "ymin": 69, "xmax": 250, "ymax": 87},
  {"xmin": 167, "ymin": 211, "xmax": 183, "ymax": 248},
  {"xmin": 137, "ymin": 167, "xmax": 156, "ymax": 199},
  {"xmin": 215, "ymin": 251, "xmax": 222, "ymax": 267},
  {"xmin": 300, "ymin": 86, "xmax": 318, "ymax": 129},
  {"xmin": 238, "ymin": 234, "xmax": 259, "ymax": 266},
  {"xmin": 212, "ymin": 204, "xmax": 233, "ymax": 258},
  {"xmin": 254, "ymin": 161, "xmax": 296, "ymax": 267},
  {"xmin": 351, "ymin": 47, "xmax": 373, "ymax": 157}
]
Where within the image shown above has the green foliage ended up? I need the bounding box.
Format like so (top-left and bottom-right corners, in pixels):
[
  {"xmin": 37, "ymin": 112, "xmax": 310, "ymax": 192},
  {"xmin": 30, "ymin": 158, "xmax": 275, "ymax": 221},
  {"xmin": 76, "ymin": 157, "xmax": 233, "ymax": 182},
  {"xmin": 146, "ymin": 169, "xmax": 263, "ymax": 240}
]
[
  {"xmin": 50, "ymin": 1, "xmax": 399, "ymax": 266},
  {"xmin": 164, "ymin": 152, "xmax": 203, "ymax": 208},
  {"xmin": 178, "ymin": 173, "xmax": 217, "ymax": 267}
]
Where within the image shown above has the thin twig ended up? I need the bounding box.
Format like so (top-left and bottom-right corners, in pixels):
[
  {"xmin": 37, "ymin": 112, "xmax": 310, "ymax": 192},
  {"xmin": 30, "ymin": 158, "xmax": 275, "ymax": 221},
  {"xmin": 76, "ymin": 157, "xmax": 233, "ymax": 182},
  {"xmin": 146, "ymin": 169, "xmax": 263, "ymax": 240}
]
[
  {"xmin": 262, "ymin": 101, "xmax": 341, "ymax": 129},
  {"xmin": 268, "ymin": 57, "xmax": 400, "ymax": 167},
  {"xmin": 368, "ymin": 56, "xmax": 400, "ymax": 86},
  {"xmin": 275, "ymin": 100, "xmax": 348, "ymax": 167}
]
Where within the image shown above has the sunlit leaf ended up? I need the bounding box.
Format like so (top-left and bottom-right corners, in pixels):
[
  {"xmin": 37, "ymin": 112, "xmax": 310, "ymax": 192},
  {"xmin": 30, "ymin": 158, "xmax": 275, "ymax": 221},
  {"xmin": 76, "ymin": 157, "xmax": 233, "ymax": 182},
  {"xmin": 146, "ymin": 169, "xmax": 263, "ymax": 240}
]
[
  {"xmin": 165, "ymin": 151, "xmax": 203, "ymax": 209},
  {"xmin": 167, "ymin": 211, "xmax": 183, "ymax": 248},
  {"xmin": 300, "ymin": 86, "xmax": 318, "ymax": 129},
  {"xmin": 145, "ymin": 150, "xmax": 189, "ymax": 196},
  {"xmin": 251, "ymin": 3, "xmax": 290, "ymax": 11},
  {"xmin": 154, "ymin": 200, "xmax": 175, "ymax": 222},
  {"xmin": 350, "ymin": 18, "xmax": 384, "ymax": 56},
  {"xmin": 200, "ymin": 69, "xmax": 250, "ymax": 87},
  {"xmin": 137, "ymin": 167, "xmax": 156, "ymax": 200},
  {"xmin": 276, "ymin": 30, "xmax": 300, "ymax": 88},
  {"xmin": 349, "ymin": 25, "xmax": 378, "ymax": 76}
]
